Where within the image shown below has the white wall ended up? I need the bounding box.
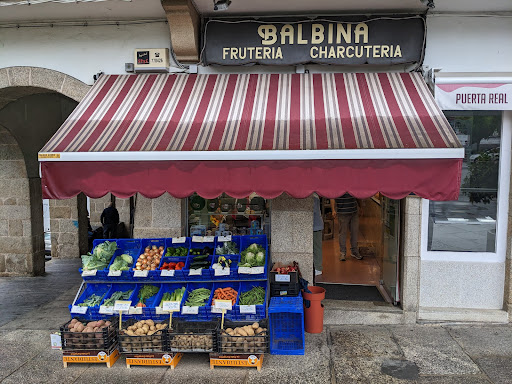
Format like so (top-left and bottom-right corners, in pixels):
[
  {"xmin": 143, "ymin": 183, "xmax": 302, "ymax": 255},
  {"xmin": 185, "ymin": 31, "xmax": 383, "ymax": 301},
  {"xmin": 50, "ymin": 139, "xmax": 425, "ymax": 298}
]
[
  {"xmin": 424, "ymin": 15, "xmax": 512, "ymax": 72},
  {"xmin": 0, "ymin": 22, "xmax": 171, "ymax": 85}
]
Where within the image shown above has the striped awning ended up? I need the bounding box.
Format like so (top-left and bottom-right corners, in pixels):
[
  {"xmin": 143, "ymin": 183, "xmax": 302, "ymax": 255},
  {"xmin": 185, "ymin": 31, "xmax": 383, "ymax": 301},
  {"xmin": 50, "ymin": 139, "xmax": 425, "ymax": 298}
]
[{"xmin": 39, "ymin": 72, "xmax": 463, "ymax": 200}]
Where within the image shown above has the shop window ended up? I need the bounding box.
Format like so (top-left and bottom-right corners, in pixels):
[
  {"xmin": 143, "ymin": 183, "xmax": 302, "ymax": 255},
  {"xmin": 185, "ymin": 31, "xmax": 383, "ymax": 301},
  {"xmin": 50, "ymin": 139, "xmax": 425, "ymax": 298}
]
[
  {"xmin": 187, "ymin": 193, "xmax": 270, "ymax": 237},
  {"xmin": 428, "ymin": 111, "xmax": 502, "ymax": 252}
]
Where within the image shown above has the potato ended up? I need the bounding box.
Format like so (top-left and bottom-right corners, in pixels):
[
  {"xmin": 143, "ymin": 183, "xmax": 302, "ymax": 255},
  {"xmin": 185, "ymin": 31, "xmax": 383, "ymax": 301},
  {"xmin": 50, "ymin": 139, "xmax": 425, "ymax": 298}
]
[
  {"xmin": 238, "ymin": 329, "xmax": 248, "ymax": 337},
  {"xmin": 75, "ymin": 323, "xmax": 85, "ymax": 332},
  {"xmin": 150, "ymin": 325, "xmax": 156, "ymax": 331},
  {"xmin": 225, "ymin": 328, "xmax": 234, "ymax": 333},
  {"xmin": 146, "ymin": 319, "xmax": 154, "ymax": 326},
  {"xmin": 140, "ymin": 320, "xmax": 146, "ymax": 325},
  {"xmin": 70, "ymin": 318, "xmax": 78, "ymax": 324},
  {"xmin": 97, "ymin": 320, "xmax": 105, "ymax": 327},
  {"xmin": 256, "ymin": 327, "xmax": 264, "ymax": 334},
  {"xmin": 126, "ymin": 330, "xmax": 135, "ymax": 336},
  {"xmin": 246, "ymin": 328, "xmax": 255, "ymax": 336},
  {"xmin": 87, "ymin": 321, "xmax": 97, "ymax": 328},
  {"xmin": 104, "ymin": 321, "xmax": 111, "ymax": 327},
  {"xmin": 252, "ymin": 322, "xmax": 259, "ymax": 329},
  {"xmin": 83, "ymin": 326, "xmax": 94, "ymax": 333}
]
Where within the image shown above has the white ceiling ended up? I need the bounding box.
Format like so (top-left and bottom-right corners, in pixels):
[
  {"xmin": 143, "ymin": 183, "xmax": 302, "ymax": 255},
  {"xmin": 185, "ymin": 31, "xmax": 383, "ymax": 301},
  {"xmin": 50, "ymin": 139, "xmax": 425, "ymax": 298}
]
[
  {"xmin": 0, "ymin": 0, "xmax": 510, "ymax": 23},
  {"xmin": 0, "ymin": 0, "xmax": 166, "ymax": 23}
]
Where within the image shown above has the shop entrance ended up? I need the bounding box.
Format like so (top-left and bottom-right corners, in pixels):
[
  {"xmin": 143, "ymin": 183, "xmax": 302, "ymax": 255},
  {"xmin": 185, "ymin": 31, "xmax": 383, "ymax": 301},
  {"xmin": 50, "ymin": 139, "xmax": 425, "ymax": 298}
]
[{"xmin": 316, "ymin": 195, "xmax": 401, "ymax": 305}]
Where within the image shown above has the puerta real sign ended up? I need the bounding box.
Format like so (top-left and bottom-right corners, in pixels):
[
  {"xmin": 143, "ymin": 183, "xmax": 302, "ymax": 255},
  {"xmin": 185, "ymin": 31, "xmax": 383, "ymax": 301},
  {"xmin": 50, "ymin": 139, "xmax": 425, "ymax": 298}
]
[{"xmin": 202, "ymin": 16, "xmax": 425, "ymax": 66}]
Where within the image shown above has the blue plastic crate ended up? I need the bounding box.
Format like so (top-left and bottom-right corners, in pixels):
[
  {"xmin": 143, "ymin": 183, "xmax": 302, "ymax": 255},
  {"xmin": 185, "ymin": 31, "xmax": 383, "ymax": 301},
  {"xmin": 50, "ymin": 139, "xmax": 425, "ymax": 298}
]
[
  {"xmin": 214, "ymin": 235, "xmax": 242, "ymax": 256},
  {"xmin": 238, "ymin": 235, "xmax": 268, "ymax": 280},
  {"xmin": 164, "ymin": 238, "xmax": 191, "ymax": 256},
  {"xmin": 181, "ymin": 282, "xmax": 213, "ymax": 321},
  {"xmin": 96, "ymin": 283, "xmax": 137, "ymax": 320},
  {"xmin": 234, "ymin": 281, "xmax": 267, "ymax": 322},
  {"xmin": 151, "ymin": 283, "xmax": 187, "ymax": 320},
  {"xmin": 268, "ymin": 293, "xmax": 305, "ymax": 355},
  {"xmin": 79, "ymin": 239, "xmax": 121, "ymax": 280},
  {"xmin": 130, "ymin": 238, "xmax": 167, "ymax": 281},
  {"xmin": 184, "ymin": 255, "xmax": 213, "ymax": 281},
  {"xmin": 156, "ymin": 257, "xmax": 187, "ymax": 281},
  {"xmin": 208, "ymin": 281, "xmax": 240, "ymax": 321},
  {"xmin": 131, "ymin": 283, "xmax": 161, "ymax": 318},
  {"xmin": 210, "ymin": 254, "xmax": 239, "ymax": 280},
  {"xmin": 104, "ymin": 239, "xmax": 142, "ymax": 281},
  {"xmin": 69, "ymin": 283, "xmax": 112, "ymax": 320},
  {"xmin": 189, "ymin": 240, "xmax": 215, "ymax": 257}
]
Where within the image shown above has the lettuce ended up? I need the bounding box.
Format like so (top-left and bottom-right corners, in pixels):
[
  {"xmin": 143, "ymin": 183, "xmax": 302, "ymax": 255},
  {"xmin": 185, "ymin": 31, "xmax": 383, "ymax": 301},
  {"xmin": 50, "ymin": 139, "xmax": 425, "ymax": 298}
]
[
  {"xmin": 240, "ymin": 243, "xmax": 266, "ymax": 267},
  {"xmin": 109, "ymin": 254, "xmax": 133, "ymax": 272},
  {"xmin": 81, "ymin": 241, "xmax": 118, "ymax": 271}
]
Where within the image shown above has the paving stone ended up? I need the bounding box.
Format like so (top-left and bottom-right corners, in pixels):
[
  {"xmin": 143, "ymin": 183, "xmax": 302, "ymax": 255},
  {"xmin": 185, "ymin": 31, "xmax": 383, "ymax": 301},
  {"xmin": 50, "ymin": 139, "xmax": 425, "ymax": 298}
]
[
  {"xmin": 390, "ymin": 326, "xmax": 481, "ymax": 375},
  {"xmin": 447, "ymin": 325, "xmax": 512, "ymax": 358},
  {"xmin": 416, "ymin": 375, "xmax": 492, "ymax": 383},
  {"xmin": 330, "ymin": 325, "xmax": 402, "ymax": 358},
  {"xmin": 474, "ymin": 356, "xmax": 512, "ymax": 384},
  {"xmin": 333, "ymin": 356, "xmax": 409, "ymax": 384}
]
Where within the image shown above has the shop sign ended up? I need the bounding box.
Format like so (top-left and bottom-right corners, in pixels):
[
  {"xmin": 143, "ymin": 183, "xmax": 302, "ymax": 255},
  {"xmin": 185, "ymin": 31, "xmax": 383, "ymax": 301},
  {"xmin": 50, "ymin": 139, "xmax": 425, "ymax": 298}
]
[
  {"xmin": 202, "ymin": 15, "xmax": 425, "ymax": 66},
  {"xmin": 435, "ymin": 83, "xmax": 512, "ymax": 110}
]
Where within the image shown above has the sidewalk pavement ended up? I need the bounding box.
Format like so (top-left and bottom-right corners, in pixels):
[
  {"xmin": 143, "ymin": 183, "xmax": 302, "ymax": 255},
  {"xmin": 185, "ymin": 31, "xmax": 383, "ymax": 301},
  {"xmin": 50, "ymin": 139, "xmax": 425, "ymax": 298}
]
[{"xmin": 1, "ymin": 259, "xmax": 512, "ymax": 383}]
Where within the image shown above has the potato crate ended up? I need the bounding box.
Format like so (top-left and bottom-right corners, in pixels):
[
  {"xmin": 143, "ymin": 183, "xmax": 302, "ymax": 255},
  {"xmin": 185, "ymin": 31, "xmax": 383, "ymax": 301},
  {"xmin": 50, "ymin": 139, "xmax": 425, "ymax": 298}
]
[
  {"xmin": 268, "ymin": 294, "xmax": 305, "ymax": 355},
  {"xmin": 60, "ymin": 317, "xmax": 118, "ymax": 350},
  {"xmin": 168, "ymin": 320, "xmax": 218, "ymax": 353},
  {"xmin": 217, "ymin": 319, "xmax": 269, "ymax": 354},
  {"xmin": 118, "ymin": 319, "xmax": 169, "ymax": 353}
]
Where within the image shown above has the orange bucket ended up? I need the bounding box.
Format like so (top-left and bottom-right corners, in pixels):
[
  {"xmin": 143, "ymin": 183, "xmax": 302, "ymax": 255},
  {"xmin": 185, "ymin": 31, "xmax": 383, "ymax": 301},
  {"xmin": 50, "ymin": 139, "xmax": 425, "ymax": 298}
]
[{"xmin": 302, "ymin": 286, "xmax": 326, "ymax": 334}]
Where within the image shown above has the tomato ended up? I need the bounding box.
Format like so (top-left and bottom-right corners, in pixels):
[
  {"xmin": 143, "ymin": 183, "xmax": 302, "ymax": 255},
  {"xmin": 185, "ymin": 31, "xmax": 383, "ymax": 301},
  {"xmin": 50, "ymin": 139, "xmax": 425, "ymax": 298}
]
[
  {"xmin": 175, "ymin": 266, "xmax": 182, "ymax": 270},
  {"xmin": 176, "ymin": 262, "xmax": 185, "ymax": 268}
]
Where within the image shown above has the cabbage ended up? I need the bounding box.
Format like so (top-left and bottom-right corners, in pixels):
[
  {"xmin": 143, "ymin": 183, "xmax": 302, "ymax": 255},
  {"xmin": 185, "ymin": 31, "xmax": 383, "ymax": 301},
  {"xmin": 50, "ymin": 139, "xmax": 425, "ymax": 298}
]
[
  {"xmin": 82, "ymin": 241, "xmax": 118, "ymax": 271},
  {"xmin": 256, "ymin": 251, "xmax": 265, "ymax": 265},
  {"xmin": 240, "ymin": 244, "xmax": 266, "ymax": 267},
  {"xmin": 109, "ymin": 254, "xmax": 133, "ymax": 272}
]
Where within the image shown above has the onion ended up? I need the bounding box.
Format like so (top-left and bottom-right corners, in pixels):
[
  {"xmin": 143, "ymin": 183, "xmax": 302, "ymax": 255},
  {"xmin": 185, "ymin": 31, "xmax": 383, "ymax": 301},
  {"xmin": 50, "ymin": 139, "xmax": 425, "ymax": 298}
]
[
  {"xmin": 140, "ymin": 255, "xmax": 146, "ymax": 260},
  {"xmin": 145, "ymin": 247, "xmax": 150, "ymax": 252}
]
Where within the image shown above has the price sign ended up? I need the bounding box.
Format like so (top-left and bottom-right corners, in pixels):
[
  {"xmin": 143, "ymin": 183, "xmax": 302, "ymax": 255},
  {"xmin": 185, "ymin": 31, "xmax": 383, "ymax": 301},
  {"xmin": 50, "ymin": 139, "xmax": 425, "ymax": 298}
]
[
  {"xmin": 155, "ymin": 306, "xmax": 166, "ymax": 315},
  {"xmin": 172, "ymin": 237, "xmax": 187, "ymax": 244},
  {"xmin": 238, "ymin": 267, "xmax": 252, "ymax": 274},
  {"xmin": 214, "ymin": 267, "xmax": 230, "ymax": 276},
  {"xmin": 214, "ymin": 299, "xmax": 232, "ymax": 311},
  {"xmin": 133, "ymin": 270, "xmax": 149, "ymax": 277},
  {"xmin": 251, "ymin": 267, "xmax": 265, "ymax": 274},
  {"xmin": 182, "ymin": 306, "xmax": 199, "ymax": 315},
  {"xmin": 50, "ymin": 333, "xmax": 62, "ymax": 350},
  {"xmin": 275, "ymin": 274, "xmax": 290, "ymax": 282},
  {"xmin": 189, "ymin": 268, "xmax": 202, "ymax": 276},
  {"xmin": 71, "ymin": 305, "xmax": 88, "ymax": 314},
  {"xmin": 203, "ymin": 236, "xmax": 215, "ymax": 243},
  {"xmin": 128, "ymin": 307, "xmax": 142, "ymax": 315},
  {"xmin": 108, "ymin": 270, "xmax": 122, "ymax": 277},
  {"xmin": 99, "ymin": 305, "xmax": 114, "ymax": 315},
  {"xmin": 192, "ymin": 236, "xmax": 204, "ymax": 243},
  {"xmin": 211, "ymin": 307, "xmax": 224, "ymax": 314},
  {"xmin": 217, "ymin": 235, "xmax": 232, "ymax": 242},
  {"xmin": 239, "ymin": 305, "xmax": 256, "ymax": 314},
  {"xmin": 81, "ymin": 269, "xmax": 97, "ymax": 277},
  {"xmin": 162, "ymin": 301, "xmax": 181, "ymax": 312},
  {"xmin": 113, "ymin": 300, "xmax": 131, "ymax": 312},
  {"xmin": 161, "ymin": 269, "xmax": 175, "ymax": 277}
]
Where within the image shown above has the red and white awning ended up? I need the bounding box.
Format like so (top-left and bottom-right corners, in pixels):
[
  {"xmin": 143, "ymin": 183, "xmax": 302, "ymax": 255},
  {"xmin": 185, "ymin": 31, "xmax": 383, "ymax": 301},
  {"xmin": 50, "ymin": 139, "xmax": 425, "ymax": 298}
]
[{"xmin": 39, "ymin": 72, "xmax": 463, "ymax": 200}]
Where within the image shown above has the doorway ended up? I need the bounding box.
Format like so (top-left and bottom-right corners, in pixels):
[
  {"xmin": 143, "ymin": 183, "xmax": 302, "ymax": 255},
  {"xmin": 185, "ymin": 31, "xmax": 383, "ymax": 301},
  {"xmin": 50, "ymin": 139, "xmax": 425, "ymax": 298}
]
[{"xmin": 315, "ymin": 195, "xmax": 401, "ymax": 304}]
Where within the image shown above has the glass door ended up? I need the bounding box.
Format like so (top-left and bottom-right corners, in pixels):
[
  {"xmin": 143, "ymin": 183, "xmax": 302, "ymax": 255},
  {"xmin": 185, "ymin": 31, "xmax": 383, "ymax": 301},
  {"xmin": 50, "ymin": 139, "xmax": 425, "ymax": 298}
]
[{"xmin": 381, "ymin": 197, "xmax": 400, "ymax": 304}]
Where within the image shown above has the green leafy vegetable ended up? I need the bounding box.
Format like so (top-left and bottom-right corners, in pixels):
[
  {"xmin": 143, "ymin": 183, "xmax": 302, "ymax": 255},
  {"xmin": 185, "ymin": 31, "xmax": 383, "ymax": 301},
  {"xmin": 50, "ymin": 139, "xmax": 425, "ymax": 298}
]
[
  {"xmin": 238, "ymin": 286, "xmax": 265, "ymax": 305},
  {"xmin": 215, "ymin": 241, "xmax": 239, "ymax": 255},
  {"xmin": 78, "ymin": 293, "xmax": 104, "ymax": 307},
  {"xmin": 240, "ymin": 243, "xmax": 266, "ymax": 267},
  {"xmin": 103, "ymin": 289, "xmax": 132, "ymax": 306},
  {"xmin": 81, "ymin": 241, "xmax": 118, "ymax": 271},
  {"xmin": 109, "ymin": 254, "xmax": 133, "ymax": 272},
  {"xmin": 137, "ymin": 285, "xmax": 159, "ymax": 305}
]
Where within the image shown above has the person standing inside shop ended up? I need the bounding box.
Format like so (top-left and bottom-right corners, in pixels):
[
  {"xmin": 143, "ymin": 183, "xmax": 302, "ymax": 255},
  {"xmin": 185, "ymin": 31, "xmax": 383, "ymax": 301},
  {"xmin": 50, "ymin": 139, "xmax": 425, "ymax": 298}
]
[
  {"xmin": 331, "ymin": 193, "xmax": 362, "ymax": 261},
  {"xmin": 101, "ymin": 202, "xmax": 119, "ymax": 239},
  {"xmin": 313, "ymin": 194, "xmax": 324, "ymax": 277}
]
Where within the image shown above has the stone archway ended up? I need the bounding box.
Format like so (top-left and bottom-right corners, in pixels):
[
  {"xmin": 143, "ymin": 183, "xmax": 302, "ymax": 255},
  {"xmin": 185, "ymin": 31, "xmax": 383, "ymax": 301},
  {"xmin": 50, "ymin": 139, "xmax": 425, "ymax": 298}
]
[{"xmin": 0, "ymin": 67, "xmax": 89, "ymax": 276}]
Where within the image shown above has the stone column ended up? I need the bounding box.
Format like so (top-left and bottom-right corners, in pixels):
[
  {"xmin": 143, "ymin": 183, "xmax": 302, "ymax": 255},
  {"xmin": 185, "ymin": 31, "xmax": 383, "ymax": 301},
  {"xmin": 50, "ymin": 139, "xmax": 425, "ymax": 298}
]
[
  {"xmin": 270, "ymin": 194, "xmax": 314, "ymax": 284},
  {"xmin": 49, "ymin": 197, "xmax": 79, "ymax": 258},
  {"xmin": 133, "ymin": 194, "xmax": 183, "ymax": 238},
  {"xmin": 401, "ymin": 195, "xmax": 422, "ymax": 324}
]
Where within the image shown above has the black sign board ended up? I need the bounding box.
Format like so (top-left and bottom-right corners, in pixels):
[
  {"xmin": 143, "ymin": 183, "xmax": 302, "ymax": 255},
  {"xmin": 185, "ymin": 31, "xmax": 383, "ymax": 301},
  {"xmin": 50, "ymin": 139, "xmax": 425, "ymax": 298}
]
[{"xmin": 202, "ymin": 16, "xmax": 425, "ymax": 66}]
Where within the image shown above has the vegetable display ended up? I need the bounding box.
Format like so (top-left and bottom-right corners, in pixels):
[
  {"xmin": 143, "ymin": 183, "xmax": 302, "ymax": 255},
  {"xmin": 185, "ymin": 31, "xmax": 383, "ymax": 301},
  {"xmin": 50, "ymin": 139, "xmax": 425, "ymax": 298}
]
[
  {"xmin": 215, "ymin": 241, "xmax": 239, "ymax": 255},
  {"xmin": 160, "ymin": 261, "xmax": 185, "ymax": 271},
  {"xmin": 109, "ymin": 254, "xmax": 133, "ymax": 272},
  {"xmin": 239, "ymin": 243, "xmax": 266, "ymax": 267},
  {"xmin": 103, "ymin": 289, "xmax": 133, "ymax": 307},
  {"xmin": 77, "ymin": 294, "xmax": 104, "ymax": 307},
  {"xmin": 121, "ymin": 319, "xmax": 167, "ymax": 336},
  {"xmin": 238, "ymin": 286, "xmax": 265, "ymax": 305},
  {"xmin": 134, "ymin": 245, "xmax": 164, "ymax": 271},
  {"xmin": 159, "ymin": 286, "xmax": 186, "ymax": 307},
  {"xmin": 219, "ymin": 322, "xmax": 267, "ymax": 353},
  {"xmin": 212, "ymin": 287, "xmax": 238, "ymax": 306},
  {"xmin": 189, "ymin": 255, "xmax": 210, "ymax": 270},
  {"xmin": 81, "ymin": 241, "xmax": 118, "ymax": 271},
  {"xmin": 212, "ymin": 255, "xmax": 232, "ymax": 270},
  {"xmin": 190, "ymin": 247, "xmax": 213, "ymax": 256},
  {"xmin": 136, "ymin": 285, "xmax": 159, "ymax": 307},
  {"xmin": 185, "ymin": 288, "xmax": 211, "ymax": 307},
  {"xmin": 62, "ymin": 319, "xmax": 113, "ymax": 349},
  {"xmin": 165, "ymin": 246, "xmax": 188, "ymax": 257}
]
